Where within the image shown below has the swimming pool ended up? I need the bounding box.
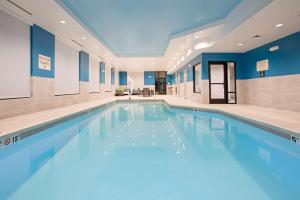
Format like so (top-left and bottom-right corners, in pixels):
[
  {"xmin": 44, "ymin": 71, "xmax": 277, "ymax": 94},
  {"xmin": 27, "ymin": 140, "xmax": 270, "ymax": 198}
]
[{"xmin": 0, "ymin": 102, "xmax": 300, "ymax": 200}]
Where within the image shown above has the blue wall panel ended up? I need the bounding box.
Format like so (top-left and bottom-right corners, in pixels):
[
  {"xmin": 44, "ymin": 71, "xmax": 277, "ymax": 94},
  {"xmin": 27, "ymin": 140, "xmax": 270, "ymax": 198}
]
[
  {"xmin": 243, "ymin": 31, "xmax": 300, "ymax": 79},
  {"xmin": 180, "ymin": 71, "xmax": 184, "ymax": 83},
  {"xmin": 167, "ymin": 74, "xmax": 173, "ymax": 85},
  {"xmin": 172, "ymin": 73, "xmax": 176, "ymax": 84},
  {"xmin": 111, "ymin": 68, "xmax": 115, "ymax": 85},
  {"xmin": 187, "ymin": 67, "xmax": 193, "ymax": 82},
  {"xmin": 119, "ymin": 71, "xmax": 127, "ymax": 85},
  {"xmin": 79, "ymin": 51, "xmax": 89, "ymax": 82},
  {"xmin": 144, "ymin": 71, "xmax": 155, "ymax": 85},
  {"xmin": 31, "ymin": 24, "xmax": 55, "ymax": 78},
  {"xmin": 100, "ymin": 61, "xmax": 105, "ymax": 84}
]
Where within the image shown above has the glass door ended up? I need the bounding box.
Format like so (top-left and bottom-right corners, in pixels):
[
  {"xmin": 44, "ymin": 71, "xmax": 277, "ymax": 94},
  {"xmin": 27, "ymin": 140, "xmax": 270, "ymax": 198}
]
[
  {"xmin": 209, "ymin": 61, "xmax": 237, "ymax": 104},
  {"xmin": 155, "ymin": 71, "xmax": 166, "ymax": 95},
  {"xmin": 209, "ymin": 62, "xmax": 227, "ymax": 104},
  {"xmin": 227, "ymin": 62, "xmax": 236, "ymax": 104}
]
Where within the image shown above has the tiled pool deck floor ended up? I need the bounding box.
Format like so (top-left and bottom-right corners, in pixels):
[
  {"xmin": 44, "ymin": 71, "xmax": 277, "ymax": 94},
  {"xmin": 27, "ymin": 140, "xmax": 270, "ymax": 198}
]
[{"xmin": 0, "ymin": 95, "xmax": 300, "ymax": 145}]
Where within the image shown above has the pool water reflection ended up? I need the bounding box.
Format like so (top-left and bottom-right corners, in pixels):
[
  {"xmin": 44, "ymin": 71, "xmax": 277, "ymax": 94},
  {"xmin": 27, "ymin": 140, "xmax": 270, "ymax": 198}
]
[{"xmin": 0, "ymin": 102, "xmax": 300, "ymax": 200}]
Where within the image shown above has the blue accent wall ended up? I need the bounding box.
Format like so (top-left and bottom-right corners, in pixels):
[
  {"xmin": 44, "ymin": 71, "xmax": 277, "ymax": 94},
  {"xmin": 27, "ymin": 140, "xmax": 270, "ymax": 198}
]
[
  {"xmin": 187, "ymin": 67, "xmax": 193, "ymax": 82},
  {"xmin": 180, "ymin": 71, "xmax": 184, "ymax": 83},
  {"xmin": 79, "ymin": 51, "xmax": 89, "ymax": 82},
  {"xmin": 201, "ymin": 31, "xmax": 300, "ymax": 80},
  {"xmin": 201, "ymin": 53, "xmax": 244, "ymax": 80},
  {"xmin": 167, "ymin": 74, "xmax": 173, "ymax": 85},
  {"xmin": 100, "ymin": 61, "xmax": 105, "ymax": 84},
  {"xmin": 167, "ymin": 73, "xmax": 176, "ymax": 85},
  {"xmin": 111, "ymin": 68, "xmax": 115, "ymax": 85},
  {"xmin": 144, "ymin": 71, "xmax": 155, "ymax": 85},
  {"xmin": 172, "ymin": 73, "xmax": 176, "ymax": 84},
  {"xmin": 243, "ymin": 31, "xmax": 300, "ymax": 79},
  {"xmin": 31, "ymin": 24, "xmax": 55, "ymax": 78},
  {"xmin": 119, "ymin": 71, "xmax": 127, "ymax": 85}
]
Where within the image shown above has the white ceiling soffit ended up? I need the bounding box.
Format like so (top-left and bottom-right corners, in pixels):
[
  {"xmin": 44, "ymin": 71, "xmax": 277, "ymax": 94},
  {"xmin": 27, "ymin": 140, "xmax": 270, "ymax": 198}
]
[{"xmin": 169, "ymin": 0, "xmax": 300, "ymax": 72}]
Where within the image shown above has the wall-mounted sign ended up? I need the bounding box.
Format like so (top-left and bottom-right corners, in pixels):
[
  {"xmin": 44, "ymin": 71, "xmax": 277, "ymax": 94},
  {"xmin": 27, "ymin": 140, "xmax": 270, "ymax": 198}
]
[
  {"xmin": 38, "ymin": 54, "xmax": 51, "ymax": 70},
  {"xmin": 256, "ymin": 59, "xmax": 269, "ymax": 78},
  {"xmin": 256, "ymin": 59, "xmax": 269, "ymax": 72}
]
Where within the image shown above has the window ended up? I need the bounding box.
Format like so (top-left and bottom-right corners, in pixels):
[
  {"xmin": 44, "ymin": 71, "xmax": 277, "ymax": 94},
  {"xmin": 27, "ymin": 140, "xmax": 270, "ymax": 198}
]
[
  {"xmin": 111, "ymin": 68, "xmax": 115, "ymax": 85},
  {"xmin": 0, "ymin": 10, "xmax": 30, "ymax": 99},
  {"xmin": 55, "ymin": 39, "xmax": 79, "ymax": 95},
  {"xmin": 227, "ymin": 62, "xmax": 236, "ymax": 104},
  {"xmin": 177, "ymin": 72, "xmax": 180, "ymax": 84},
  {"xmin": 193, "ymin": 63, "xmax": 201, "ymax": 93}
]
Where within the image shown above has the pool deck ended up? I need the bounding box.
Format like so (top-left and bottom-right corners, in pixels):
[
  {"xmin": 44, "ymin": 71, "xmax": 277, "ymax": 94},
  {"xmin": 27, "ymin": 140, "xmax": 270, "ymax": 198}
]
[{"xmin": 0, "ymin": 95, "xmax": 300, "ymax": 145}]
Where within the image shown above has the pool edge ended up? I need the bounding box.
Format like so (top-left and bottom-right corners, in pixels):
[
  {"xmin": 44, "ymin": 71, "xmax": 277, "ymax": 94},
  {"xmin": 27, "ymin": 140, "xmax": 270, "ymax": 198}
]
[{"xmin": 0, "ymin": 98, "xmax": 299, "ymax": 147}]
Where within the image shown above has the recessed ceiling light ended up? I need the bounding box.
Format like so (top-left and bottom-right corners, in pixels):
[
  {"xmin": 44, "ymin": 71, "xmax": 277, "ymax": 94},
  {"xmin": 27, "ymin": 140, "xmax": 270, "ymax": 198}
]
[
  {"xmin": 60, "ymin": 20, "xmax": 66, "ymax": 24},
  {"xmin": 194, "ymin": 41, "xmax": 215, "ymax": 50},
  {"xmin": 275, "ymin": 23, "xmax": 283, "ymax": 27},
  {"xmin": 187, "ymin": 49, "xmax": 192, "ymax": 56},
  {"xmin": 181, "ymin": 56, "xmax": 185, "ymax": 61},
  {"xmin": 82, "ymin": 37, "xmax": 86, "ymax": 40},
  {"xmin": 238, "ymin": 43, "xmax": 243, "ymax": 46},
  {"xmin": 252, "ymin": 35, "xmax": 261, "ymax": 39},
  {"xmin": 194, "ymin": 35, "xmax": 199, "ymax": 39},
  {"xmin": 177, "ymin": 61, "xmax": 180, "ymax": 65}
]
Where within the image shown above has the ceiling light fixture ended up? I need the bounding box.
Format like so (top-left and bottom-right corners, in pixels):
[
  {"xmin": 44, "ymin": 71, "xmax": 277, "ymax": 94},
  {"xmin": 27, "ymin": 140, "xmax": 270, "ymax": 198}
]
[
  {"xmin": 194, "ymin": 35, "xmax": 199, "ymax": 39},
  {"xmin": 275, "ymin": 23, "xmax": 283, "ymax": 27},
  {"xmin": 60, "ymin": 20, "xmax": 66, "ymax": 24},
  {"xmin": 82, "ymin": 37, "xmax": 86, "ymax": 40},
  {"xmin": 187, "ymin": 49, "xmax": 192, "ymax": 56},
  {"xmin": 238, "ymin": 43, "xmax": 243, "ymax": 46},
  {"xmin": 194, "ymin": 41, "xmax": 215, "ymax": 50},
  {"xmin": 252, "ymin": 35, "xmax": 261, "ymax": 39}
]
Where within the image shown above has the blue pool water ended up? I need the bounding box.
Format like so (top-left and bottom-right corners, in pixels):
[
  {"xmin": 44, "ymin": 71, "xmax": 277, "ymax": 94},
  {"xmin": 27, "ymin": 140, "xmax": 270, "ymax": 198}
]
[{"xmin": 0, "ymin": 102, "xmax": 300, "ymax": 200}]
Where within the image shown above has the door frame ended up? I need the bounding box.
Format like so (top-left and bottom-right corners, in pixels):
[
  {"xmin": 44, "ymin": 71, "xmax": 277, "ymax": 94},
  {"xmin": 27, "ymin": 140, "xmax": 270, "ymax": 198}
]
[
  {"xmin": 227, "ymin": 61, "xmax": 237, "ymax": 104},
  {"xmin": 208, "ymin": 61, "xmax": 237, "ymax": 104}
]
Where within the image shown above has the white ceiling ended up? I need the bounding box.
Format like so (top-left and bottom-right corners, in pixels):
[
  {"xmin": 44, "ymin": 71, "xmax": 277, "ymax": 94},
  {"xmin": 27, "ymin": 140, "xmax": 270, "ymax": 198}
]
[{"xmin": 1, "ymin": 0, "xmax": 300, "ymax": 73}]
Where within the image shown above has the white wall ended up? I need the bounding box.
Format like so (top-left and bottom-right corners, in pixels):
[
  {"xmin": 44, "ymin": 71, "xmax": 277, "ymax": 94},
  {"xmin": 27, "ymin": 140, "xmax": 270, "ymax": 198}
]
[
  {"xmin": 0, "ymin": 10, "xmax": 30, "ymax": 99},
  {"xmin": 128, "ymin": 72, "xmax": 145, "ymax": 89}
]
